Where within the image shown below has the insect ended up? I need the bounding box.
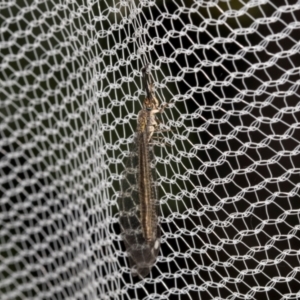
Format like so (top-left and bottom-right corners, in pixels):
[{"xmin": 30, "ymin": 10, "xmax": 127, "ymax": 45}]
[{"xmin": 118, "ymin": 65, "xmax": 168, "ymax": 278}]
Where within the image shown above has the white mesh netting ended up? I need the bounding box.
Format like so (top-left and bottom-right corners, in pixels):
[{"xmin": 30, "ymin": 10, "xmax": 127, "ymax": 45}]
[{"xmin": 1, "ymin": 0, "xmax": 300, "ymax": 299}]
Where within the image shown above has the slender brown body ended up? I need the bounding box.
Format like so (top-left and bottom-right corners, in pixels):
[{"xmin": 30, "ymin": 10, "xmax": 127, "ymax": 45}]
[
  {"xmin": 118, "ymin": 65, "xmax": 167, "ymax": 278},
  {"xmin": 137, "ymin": 109, "xmax": 159, "ymax": 244}
]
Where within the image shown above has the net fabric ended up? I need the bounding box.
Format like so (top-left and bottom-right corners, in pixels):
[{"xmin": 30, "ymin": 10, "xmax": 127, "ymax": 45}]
[{"xmin": 1, "ymin": 0, "xmax": 300, "ymax": 300}]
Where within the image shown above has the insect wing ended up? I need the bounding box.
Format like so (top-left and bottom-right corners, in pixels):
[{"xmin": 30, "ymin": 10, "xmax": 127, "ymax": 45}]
[{"xmin": 119, "ymin": 132, "xmax": 161, "ymax": 278}]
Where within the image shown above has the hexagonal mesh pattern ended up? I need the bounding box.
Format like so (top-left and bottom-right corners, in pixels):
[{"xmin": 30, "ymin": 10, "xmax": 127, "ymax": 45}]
[{"xmin": 1, "ymin": 1, "xmax": 300, "ymax": 299}]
